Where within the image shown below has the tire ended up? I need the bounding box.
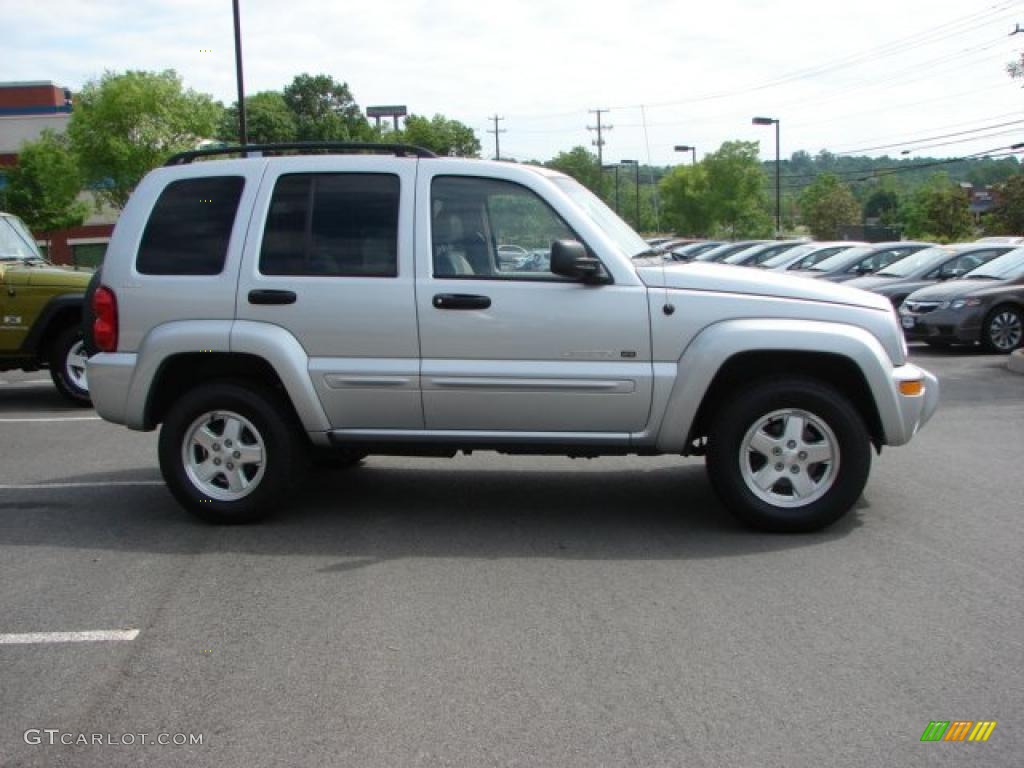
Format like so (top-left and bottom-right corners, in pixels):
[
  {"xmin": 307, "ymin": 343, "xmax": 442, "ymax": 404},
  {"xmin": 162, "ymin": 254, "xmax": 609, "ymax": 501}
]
[
  {"xmin": 48, "ymin": 326, "xmax": 91, "ymax": 406},
  {"xmin": 158, "ymin": 382, "xmax": 299, "ymax": 524},
  {"xmin": 981, "ymin": 305, "xmax": 1024, "ymax": 354},
  {"xmin": 705, "ymin": 377, "xmax": 872, "ymax": 533}
]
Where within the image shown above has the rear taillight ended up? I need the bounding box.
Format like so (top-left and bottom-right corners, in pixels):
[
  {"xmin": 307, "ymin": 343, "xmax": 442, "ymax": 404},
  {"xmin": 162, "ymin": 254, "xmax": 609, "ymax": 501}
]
[{"xmin": 92, "ymin": 286, "xmax": 118, "ymax": 353}]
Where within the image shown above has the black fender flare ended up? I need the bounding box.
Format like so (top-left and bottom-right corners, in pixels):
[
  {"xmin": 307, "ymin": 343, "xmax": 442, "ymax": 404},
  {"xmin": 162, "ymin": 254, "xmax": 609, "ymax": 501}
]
[{"xmin": 20, "ymin": 293, "xmax": 85, "ymax": 356}]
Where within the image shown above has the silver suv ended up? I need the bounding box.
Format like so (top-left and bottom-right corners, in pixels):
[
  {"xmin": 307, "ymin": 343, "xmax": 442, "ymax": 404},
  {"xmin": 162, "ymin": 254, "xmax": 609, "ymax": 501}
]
[{"xmin": 87, "ymin": 143, "xmax": 939, "ymax": 532}]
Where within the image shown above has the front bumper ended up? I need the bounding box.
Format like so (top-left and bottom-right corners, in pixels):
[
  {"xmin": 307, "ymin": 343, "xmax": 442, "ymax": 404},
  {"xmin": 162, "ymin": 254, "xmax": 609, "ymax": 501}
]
[
  {"xmin": 899, "ymin": 306, "xmax": 984, "ymax": 343},
  {"xmin": 886, "ymin": 364, "xmax": 939, "ymax": 445}
]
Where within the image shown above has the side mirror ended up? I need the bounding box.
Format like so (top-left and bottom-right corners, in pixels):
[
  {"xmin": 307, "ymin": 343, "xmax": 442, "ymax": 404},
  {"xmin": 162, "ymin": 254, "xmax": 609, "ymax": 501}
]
[{"xmin": 550, "ymin": 240, "xmax": 607, "ymax": 283}]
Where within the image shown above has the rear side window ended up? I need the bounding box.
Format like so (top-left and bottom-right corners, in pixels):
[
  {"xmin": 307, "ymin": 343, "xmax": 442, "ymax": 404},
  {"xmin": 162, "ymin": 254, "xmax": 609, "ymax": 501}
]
[
  {"xmin": 137, "ymin": 176, "xmax": 245, "ymax": 275},
  {"xmin": 259, "ymin": 173, "xmax": 399, "ymax": 277}
]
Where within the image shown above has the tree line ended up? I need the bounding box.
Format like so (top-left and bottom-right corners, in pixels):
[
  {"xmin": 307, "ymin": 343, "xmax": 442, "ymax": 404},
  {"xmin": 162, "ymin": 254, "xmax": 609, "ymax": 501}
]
[{"xmin": 1, "ymin": 68, "xmax": 1021, "ymax": 243}]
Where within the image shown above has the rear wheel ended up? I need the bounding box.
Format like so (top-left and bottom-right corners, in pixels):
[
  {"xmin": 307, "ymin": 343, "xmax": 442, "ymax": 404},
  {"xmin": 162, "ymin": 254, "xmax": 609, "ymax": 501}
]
[
  {"xmin": 49, "ymin": 326, "xmax": 91, "ymax": 406},
  {"xmin": 981, "ymin": 305, "xmax": 1023, "ymax": 353},
  {"xmin": 158, "ymin": 382, "xmax": 298, "ymax": 523},
  {"xmin": 706, "ymin": 378, "xmax": 871, "ymax": 532}
]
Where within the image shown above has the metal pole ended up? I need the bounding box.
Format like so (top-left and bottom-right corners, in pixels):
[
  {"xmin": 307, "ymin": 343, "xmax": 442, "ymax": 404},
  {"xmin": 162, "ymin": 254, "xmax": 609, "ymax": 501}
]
[
  {"xmin": 691, "ymin": 147, "xmax": 696, "ymax": 165},
  {"xmin": 615, "ymin": 166, "xmax": 620, "ymax": 214},
  {"xmin": 635, "ymin": 162, "xmax": 640, "ymax": 229},
  {"xmin": 232, "ymin": 0, "xmax": 247, "ymax": 146},
  {"xmin": 774, "ymin": 120, "xmax": 781, "ymax": 235}
]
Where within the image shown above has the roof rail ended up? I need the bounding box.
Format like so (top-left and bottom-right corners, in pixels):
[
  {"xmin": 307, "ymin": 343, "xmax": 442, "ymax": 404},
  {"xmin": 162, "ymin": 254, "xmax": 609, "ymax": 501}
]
[{"xmin": 164, "ymin": 142, "xmax": 437, "ymax": 166}]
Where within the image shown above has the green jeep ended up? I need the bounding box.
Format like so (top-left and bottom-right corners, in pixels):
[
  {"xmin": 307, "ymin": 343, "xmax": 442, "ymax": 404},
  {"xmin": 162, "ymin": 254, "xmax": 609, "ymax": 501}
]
[{"xmin": 0, "ymin": 212, "xmax": 92, "ymax": 405}]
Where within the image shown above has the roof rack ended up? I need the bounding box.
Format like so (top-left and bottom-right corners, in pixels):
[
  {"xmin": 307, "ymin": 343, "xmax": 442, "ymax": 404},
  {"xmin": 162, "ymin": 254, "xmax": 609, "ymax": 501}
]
[{"xmin": 165, "ymin": 142, "xmax": 437, "ymax": 166}]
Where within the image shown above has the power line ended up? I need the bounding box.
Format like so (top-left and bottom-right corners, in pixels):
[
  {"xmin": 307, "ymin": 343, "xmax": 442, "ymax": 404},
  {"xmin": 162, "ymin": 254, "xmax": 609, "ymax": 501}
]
[{"xmin": 834, "ymin": 118, "xmax": 1024, "ymax": 155}]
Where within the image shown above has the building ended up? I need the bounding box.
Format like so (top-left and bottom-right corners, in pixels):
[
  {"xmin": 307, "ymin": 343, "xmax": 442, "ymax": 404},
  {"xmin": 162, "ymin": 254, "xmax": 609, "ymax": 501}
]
[{"xmin": 0, "ymin": 81, "xmax": 114, "ymax": 267}]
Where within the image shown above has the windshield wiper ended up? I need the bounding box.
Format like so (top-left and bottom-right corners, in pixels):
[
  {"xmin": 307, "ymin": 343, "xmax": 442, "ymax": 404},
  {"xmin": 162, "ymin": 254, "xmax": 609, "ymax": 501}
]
[{"xmin": 963, "ymin": 274, "xmax": 998, "ymax": 280}]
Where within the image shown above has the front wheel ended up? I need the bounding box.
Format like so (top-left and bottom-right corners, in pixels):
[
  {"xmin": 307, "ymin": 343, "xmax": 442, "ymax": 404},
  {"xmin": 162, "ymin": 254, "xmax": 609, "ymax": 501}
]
[
  {"xmin": 705, "ymin": 378, "xmax": 871, "ymax": 532},
  {"xmin": 158, "ymin": 382, "xmax": 299, "ymax": 523},
  {"xmin": 981, "ymin": 305, "xmax": 1023, "ymax": 354},
  {"xmin": 49, "ymin": 326, "xmax": 91, "ymax": 406}
]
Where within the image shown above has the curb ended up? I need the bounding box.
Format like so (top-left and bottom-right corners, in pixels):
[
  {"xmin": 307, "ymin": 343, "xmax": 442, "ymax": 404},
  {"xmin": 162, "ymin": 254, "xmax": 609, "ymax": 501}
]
[{"xmin": 1009, "ymin": 349, "xmax": 1024, "ymax": 375}]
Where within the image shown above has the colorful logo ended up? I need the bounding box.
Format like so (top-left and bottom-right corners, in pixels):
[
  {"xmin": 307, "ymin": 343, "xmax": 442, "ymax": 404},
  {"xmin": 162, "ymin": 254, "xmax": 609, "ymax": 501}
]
[{"xmin": 920, "ymin": 721, "xmax": 997, "ymax": 742}]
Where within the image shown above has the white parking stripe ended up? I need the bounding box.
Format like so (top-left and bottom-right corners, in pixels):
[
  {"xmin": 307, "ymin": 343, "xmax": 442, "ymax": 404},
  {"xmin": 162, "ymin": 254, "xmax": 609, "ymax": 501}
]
[
  {"xmin": 0, "ymin": 416, "xmax": 101, "ymax": 423},
  {"xmin": 0, "ymin": 629, "xmax": 140, "ymax": 645},
  {"xmin": 0, "ymin": 481, "xmax": 163, "ymax": 489},
  {"xmin": 0, "ymin": 380, "xmax": 52, "ymax": 386}
]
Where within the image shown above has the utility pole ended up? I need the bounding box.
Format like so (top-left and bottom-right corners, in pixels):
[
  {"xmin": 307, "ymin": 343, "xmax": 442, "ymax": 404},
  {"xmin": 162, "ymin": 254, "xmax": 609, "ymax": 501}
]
[
  {"xmin": 588, "ymin": 109, "xmax": 612, "ymax": 168},
  {"xmin": 487, "ymin": 114, "xmax": 506, "ymax": 160},
  {"xmin": 232, "ymin": 0, "xmax": 247, "ymax": 146}
]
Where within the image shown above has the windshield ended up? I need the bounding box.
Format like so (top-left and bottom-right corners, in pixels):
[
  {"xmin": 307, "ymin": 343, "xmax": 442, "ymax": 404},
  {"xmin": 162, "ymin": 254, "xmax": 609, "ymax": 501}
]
[
  {"xmin": 552, "ymin": 177, "xmax": 649, "ymax": 258},
  {"xmin": 722, "ymin": 244, "xmax": 765, "ymax": 265},
  {"xmin": 761, "ymin": 243, "xmax": 816, "ymax": 268},
  {"xmin": 807, "ymin": 245, "xmax": 874, "ymax": 271},
  {"xmin": 963, "ymin": 247, "xmax": 1024, "ymax": 279},
  {"xmin": 875, "ymin": 246, "xmax": 951, "ymax": 277},
  {"xmin": 0, "ymin": 215, "xmax": 43, "ymax": 261}
]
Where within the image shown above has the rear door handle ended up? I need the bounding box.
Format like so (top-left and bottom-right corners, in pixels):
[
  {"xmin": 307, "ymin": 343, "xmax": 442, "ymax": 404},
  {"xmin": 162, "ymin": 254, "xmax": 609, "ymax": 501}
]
[
  {"xmin": 248, "ymin": 289, "xmax": 297, "ymax": 305},
  {"xmin": 432, "ymin": 293, "xmax": 491, "ymax": 310}
]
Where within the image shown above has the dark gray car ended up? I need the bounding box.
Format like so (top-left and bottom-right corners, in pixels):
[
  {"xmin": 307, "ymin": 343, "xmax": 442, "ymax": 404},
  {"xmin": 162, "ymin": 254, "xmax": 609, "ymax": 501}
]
[
  {"xmin": 721, "ymin": 239, "xmax": 809, "ymax": 267},
  {"xmin": 794, "ymin": 241, "xmax": 934, "ymax": 283},
  {"xmin": 693, "ymin": 240, "xmax": 769, "ymax": 262},
  {"xmin": 899, "ymin": 247, "xmax": 1024, "ymax": 352},
  {"xmin": 845, "ymin": 243, "xmax": 1013, "ymax": 307}
]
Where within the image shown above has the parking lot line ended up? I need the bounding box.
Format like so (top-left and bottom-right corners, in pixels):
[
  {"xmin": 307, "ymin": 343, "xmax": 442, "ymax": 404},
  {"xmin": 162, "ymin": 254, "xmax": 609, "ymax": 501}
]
[
  {"xmin": 0, "ymin": 629, "xmax": 139, "ymax": 645},
  {"xmin": 0, "ymin": 481, "xmax": 163, "ymax": 489},
  {"xmin": 0, "ymin": 416, "xmax": 102, "ymax": 423},
  {"xmin": 0, "ymin": 379, "xmax": 52, "ymax": 386}
]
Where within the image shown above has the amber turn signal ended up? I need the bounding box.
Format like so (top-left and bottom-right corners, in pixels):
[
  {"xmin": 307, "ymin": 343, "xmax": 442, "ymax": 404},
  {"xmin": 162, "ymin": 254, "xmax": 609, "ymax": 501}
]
[{"xmin": 899, "ymin": 379, "xmax": 925, "ymax": 396}]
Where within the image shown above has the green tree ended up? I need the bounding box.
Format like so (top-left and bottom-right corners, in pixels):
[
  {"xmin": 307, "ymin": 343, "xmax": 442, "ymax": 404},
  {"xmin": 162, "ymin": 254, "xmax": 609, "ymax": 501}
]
[
  {"xmin": 862, "ymin": 181, "xmax": 903, "ymax": 227},
  {"xmin": 219, "ymin": 91, "xmax": 297, "ymax": 144},
  {"xmin": 545, "ymin": 146, "xmax": 606, "ymax": 196},
  {"xmin": 67, "ymin": 70, "xmax": 223, "ymax": 208},
  {"xmin": 282, "ymin": 73, "xmax": 372, "ymax": 142},
  {"xmin": 659, "ymin": 164, "xmax": 714, "ymax": 236},
  {"xmin": 798, "ymin": 173, "xmax": 861, "ymax": 240},
  {"xmin": 703, "ymin": 141, "xmax": 773, "ymax": 238},
  {"xmin": 985, "ymin": 173, "xmax": 1024, "ymax": 234},
  {"xmin": 396, "ymin": 114, "xmax": 481, "ymax": 157},
  {"xmin": 3, "ymin": 131, "xmax": 89, "ymax": 244},
  {"xmin": 902, "ymin": 173, "xmax": 973, "ymax": 242}
]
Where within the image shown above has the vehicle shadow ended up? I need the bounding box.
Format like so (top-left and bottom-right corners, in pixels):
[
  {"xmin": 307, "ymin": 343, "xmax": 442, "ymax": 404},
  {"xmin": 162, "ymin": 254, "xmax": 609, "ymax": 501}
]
[
  {"xmin": 0, "ymin": 381, "xmax": 92, "ymax": 414},
  {"xmin": 2, "ymin": 461, "xmax": 865, "ymax": 566}
]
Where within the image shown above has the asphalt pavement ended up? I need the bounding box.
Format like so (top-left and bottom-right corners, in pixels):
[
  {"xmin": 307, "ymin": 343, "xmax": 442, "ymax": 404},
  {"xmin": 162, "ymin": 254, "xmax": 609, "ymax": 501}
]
[{"xmin": 0, "ymin": 347, "xmax": 1021, "ymax": 768}]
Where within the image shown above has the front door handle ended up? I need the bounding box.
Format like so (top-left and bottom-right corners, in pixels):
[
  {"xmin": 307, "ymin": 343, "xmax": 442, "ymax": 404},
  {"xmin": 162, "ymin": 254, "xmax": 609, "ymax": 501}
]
[
  {"xmin": 433, "ymin": 293, "xmax": 491, "ymax": 310},
  {"xmin": 248, "ymin": 289, "xmax": 297, "ymax": 305}
]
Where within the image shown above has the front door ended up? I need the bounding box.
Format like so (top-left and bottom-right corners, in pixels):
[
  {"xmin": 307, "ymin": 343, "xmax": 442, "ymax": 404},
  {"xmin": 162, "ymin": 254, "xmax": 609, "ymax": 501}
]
[{"xmin": 415, "ymin": 172, "xmax": 653, "ymax": 434}]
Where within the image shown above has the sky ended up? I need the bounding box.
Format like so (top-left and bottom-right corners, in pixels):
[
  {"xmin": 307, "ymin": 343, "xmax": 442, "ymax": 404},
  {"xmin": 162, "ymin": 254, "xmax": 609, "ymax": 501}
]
[{"xmin": 3, "ymin": 0, "xmax": 1023, "ymax": 166}]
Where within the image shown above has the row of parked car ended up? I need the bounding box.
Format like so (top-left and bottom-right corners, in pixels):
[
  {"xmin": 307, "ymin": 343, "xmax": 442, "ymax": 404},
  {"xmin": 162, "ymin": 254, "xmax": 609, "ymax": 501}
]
[{"xmin": 645, "ymin": 235, "xmax": 1024, "ymax": 354}]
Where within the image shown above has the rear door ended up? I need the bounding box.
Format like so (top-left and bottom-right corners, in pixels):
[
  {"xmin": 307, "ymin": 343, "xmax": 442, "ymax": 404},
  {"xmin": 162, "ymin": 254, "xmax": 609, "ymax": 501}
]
[
  {"xmin": 414, "ymin": 169, "xmax": 653, "ymax": 434},
  {"xmin": 237, "ymin": 157, "xmax": 422, "ymax": 429}
]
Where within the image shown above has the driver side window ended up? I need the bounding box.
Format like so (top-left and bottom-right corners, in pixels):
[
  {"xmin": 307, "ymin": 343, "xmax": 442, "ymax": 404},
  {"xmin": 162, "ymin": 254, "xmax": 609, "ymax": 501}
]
[{"xmin": 431, "ymin": 176, "xmax": 577, "ymax": 280}]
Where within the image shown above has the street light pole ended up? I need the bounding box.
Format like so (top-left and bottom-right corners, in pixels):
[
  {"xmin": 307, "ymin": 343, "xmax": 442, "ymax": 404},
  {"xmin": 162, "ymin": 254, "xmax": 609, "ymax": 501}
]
[
  {"xmin": 752, "ymin": 117, "xmax": 780, "ymax": 235},
  {"xmin": 674, "ymin": 145, "xmax": 697, "ymax": 165},
  {"xmin": 601, "ymin": 164, "xmax": 621, "ymax": 214},
  {"xmin": 232, "ymin": 0, "xmax": 247, "ymax": 147},
  {"xmin": 622, "ymin": 160, "xmax": 640, "ymax": 229}
]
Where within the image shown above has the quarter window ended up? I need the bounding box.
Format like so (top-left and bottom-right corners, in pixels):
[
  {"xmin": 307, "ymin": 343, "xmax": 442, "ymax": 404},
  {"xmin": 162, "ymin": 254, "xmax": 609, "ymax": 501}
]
[
  {"xmin": 259, "ymin": 173, "xmax": 399, "ymax": 277},
  {"xmin": 137, "ymin": 177, "xmax": 244, "ymax": 275}
]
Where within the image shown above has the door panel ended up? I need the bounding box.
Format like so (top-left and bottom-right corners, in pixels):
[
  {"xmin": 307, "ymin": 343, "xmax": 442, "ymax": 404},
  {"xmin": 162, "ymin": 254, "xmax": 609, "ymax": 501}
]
[
  {"xmin": 237, "ymin": 159, "xmax": 421, "ymax": 430},
  {"xmin": 415, "ymin": 172, "xmax": 652, "ymax": 433}
]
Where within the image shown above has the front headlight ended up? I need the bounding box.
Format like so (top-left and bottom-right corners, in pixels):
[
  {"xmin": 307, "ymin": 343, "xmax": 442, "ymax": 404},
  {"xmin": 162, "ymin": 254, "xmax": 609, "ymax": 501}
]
[{"xmin": 949, "ymin": 298, "xmax": 983, "ymax": 310}]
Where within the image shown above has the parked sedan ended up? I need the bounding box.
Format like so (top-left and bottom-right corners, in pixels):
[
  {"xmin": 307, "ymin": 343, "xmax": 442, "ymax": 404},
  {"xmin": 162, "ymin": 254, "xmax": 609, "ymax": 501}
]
[
  {"xmin": 899, "ymin": 247, "xmax": 1024, "ymax": 352},
  {"xmin": 760, "ymin": 241, "xmax": 864, "ymax": 272},
  {"xmin": 794, "ymin": 241, "xmax": 934, "ymax": 283},
  {"xmin": 666, "ymin": 240, "xmax": 723, "ymax": 261},
  {"xmin": 720, "ymin": 239, "xmax": 809, "ymax": 267},
  {"xmin": 693, "ymin": 240, "xmax": 770, "ymax": 262},
  {"xmin": 846, "ymin": 243, "xmax": 1013, "ymax": 306}
]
